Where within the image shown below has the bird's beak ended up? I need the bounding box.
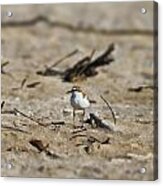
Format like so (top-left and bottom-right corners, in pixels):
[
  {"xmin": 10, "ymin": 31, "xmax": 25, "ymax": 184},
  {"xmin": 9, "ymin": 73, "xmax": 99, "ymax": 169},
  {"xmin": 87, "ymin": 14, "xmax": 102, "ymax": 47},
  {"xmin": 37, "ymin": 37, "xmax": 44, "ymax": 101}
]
[{"xmin": 66, "ymin": 90, "xmax": 72, "ymax": 94}]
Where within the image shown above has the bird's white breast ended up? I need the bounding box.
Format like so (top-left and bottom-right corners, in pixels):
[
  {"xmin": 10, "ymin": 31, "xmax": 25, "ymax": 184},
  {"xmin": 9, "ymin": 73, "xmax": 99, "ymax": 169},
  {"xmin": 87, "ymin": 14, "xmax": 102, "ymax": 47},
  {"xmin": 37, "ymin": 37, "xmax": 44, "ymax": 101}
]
[{"xmin": 71, "ymin": 91, "xmax": 90, "ymax": 109}]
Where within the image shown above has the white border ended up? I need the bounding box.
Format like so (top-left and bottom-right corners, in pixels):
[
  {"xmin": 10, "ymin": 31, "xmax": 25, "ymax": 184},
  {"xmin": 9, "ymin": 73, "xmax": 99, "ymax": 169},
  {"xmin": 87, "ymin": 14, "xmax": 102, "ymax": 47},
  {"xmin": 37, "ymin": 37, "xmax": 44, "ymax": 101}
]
[{"xmin": 1, "ymin": 0, "xmax": 162, "ymax": 186}]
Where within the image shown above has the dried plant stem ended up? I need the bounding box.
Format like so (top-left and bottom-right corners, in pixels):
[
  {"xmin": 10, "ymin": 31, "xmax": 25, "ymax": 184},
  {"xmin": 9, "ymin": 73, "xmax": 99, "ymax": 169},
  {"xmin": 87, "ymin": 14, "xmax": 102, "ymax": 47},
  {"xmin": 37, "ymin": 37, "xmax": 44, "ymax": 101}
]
[
  {"xmin": 100, "ymin": 95, "xmax": 116, "ymax": 125},
  {"xmin": 14, "ymin": 108, "xmax": 47, "ymax": 126}
]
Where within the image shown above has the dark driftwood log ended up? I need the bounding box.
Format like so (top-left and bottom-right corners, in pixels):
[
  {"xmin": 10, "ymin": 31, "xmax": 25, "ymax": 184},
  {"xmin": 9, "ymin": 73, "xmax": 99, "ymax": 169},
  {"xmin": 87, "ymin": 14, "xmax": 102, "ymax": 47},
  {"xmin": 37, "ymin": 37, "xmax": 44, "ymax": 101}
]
[
  {"xmin": 64, "ymin": 43, "xmax": 115, "ymax": 82},
  {"xmin": 37, "ymin": 44, "xmax": 115, "ymax": 82}
]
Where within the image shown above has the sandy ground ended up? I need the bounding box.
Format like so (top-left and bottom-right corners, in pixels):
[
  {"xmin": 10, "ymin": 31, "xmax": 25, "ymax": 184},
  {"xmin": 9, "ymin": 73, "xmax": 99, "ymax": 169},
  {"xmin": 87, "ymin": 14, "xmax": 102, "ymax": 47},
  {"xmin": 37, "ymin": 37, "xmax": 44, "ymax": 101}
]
[{"xmin": 1, "ymin": 2, "xmax": 157, "ymax": 180}]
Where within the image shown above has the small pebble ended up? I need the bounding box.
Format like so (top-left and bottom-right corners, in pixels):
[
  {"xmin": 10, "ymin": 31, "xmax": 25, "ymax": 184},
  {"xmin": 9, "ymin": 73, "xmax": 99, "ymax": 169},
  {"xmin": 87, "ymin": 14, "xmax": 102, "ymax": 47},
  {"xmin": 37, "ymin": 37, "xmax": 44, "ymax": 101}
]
[
  {"xmin": 28, "ymin": 110, "xmax": 33, "ymax": 116},
  {"xmin": 125, "ymin": 104, "xmax": 130, "ymax": 108},
  {"xmin": 115, "ymin": 115, "xmax": 120, "ymax": 119},
  {"xmin": 15, "ymin": 97, "xmax": 20, "ymax": 102},
  {"xmin": 63, "ymin": 108, "xmax": 72, "ymax": 116},
  {"xmin": 15, "ymin": 112, "xmax": 20, "ymax": 116}
]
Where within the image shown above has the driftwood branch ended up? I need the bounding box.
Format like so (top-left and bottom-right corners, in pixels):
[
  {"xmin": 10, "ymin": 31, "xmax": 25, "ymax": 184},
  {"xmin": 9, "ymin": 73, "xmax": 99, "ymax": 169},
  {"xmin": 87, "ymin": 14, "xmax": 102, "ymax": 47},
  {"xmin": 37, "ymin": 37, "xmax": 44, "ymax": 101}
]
[
  {"xmin": 37, "ymin": 44, "xmax": 115, "ymax": 82},
  {"xmin": 64, "ymin": 43, "xmax": 115, "ymax": 82}
]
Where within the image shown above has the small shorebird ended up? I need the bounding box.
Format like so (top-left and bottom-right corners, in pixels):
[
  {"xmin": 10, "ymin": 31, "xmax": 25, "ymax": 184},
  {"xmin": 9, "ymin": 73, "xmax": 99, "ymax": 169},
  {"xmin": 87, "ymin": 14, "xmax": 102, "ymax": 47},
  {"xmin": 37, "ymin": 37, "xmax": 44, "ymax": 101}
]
[{"xmin": 67, "ymin": 86, "xmax": 91, "ymax": 123}]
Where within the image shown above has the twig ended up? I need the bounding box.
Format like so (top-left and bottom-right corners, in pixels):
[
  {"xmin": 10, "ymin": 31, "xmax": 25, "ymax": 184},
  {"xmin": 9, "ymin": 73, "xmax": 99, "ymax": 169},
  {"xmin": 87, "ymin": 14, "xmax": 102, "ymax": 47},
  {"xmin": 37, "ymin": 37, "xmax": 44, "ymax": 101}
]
[
  {"xmin": 1, "ymin": 61, "xmax": 9, "ymax": 67},
  {"xmin": 26, "ymin": 82, "xmax": 41, "ymax": 88},
  {"xmin": 12, "ymin": 77, "xmax": 28, "ymax": 90},
  {"xmin": 77, "ymin": 49, "xmax": 96, "ymax": 76},
  {"xmin": 87, "ymin": 136, "xmax": 101, "ymax": 143},
  {"xmin": 29, "ymin": 139, "xmax": 49, "ymax": 152},
  {"xmin": 48, "ymin": 49, "xmax": 79, "ymax": 69},
  {"xmin": 86, "ymin": 43, "xmax": 114, "ymax": 69},
  {"xmin": 100, "ymin": 95, "xmax": 116, "ymax": 125},
  {"xmin": 90, "ymin": 49, "xmax": 96, "ymax": 60},
  {"xmin": 128, "ymin": 85, "xmax": 155, "ymax": 92},
  {"xmin": 64, "ymin": 56, "xmax": 90, "ymax": 81},
  {"xmin": 1, "ymin": 124, "xmax": 31, "ymax": 134},
  {"xmin": 100, "ymin": 137, "xmax": 111, "ymax": 144},
  {"xmin": 1, "ymin": 110, "xmax": 17, "ymax": 115},
  {"xmin": 87, "ymin": 136, "xmax": 111, "ymax": 144},
  {"xmin": 29, "ymin": 139, "xmax": 60, "ymax": 159},
  {"xmin": 1, "ymin": 101, "xmax": 5, "ymax": 110},
  {"xmin": 21, "ymin": 78, "xmax": 28, "ymax": 89},
  {"xmin": 1, "ymin": 61, "xmax": 9, "ymax": 74},
  {"xmin": 51, "ymin": 121, "xmax": 65, "ymax": 125},
  {"xmin": 1, "ymin": 61, "xmax": 14, "ymax": 78},
  {"xmin": 71, "ymin": 127, "xmax": 87, "ymax": 134},
  {"xmin": 1, "ymin": 101, "xmax": 17, "ymax": 114},
  {"xmin": 69, "ymin": 134, "xmax": 87, "ymax": 140},
  {"xmin": 13, "ymin": 108, "xmax": 65, "ymax": 128},
  {"xmin": 37, "ymin": 50, "xmax": 78, "ymax": 76},
  {"xmin": 14, "ymin": 108, "xmax": 47, "ymax": 126}
]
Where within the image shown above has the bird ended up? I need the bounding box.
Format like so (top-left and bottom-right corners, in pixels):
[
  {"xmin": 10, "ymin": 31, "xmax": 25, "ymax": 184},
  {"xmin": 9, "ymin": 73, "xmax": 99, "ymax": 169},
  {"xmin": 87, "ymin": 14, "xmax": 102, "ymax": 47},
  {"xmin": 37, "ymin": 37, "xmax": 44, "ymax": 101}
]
[{"xmin": 66, "ymin": 86, "xmax": 92, "ymax": 123}]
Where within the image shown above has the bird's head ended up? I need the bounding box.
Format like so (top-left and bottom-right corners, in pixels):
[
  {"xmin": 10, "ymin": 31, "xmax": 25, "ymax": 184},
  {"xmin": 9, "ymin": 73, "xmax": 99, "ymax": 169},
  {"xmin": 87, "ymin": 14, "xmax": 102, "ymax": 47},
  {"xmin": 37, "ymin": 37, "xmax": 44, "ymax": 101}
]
[{"xmin": 66, "ymin": 86, "xmax": 81, "ymax": 94}]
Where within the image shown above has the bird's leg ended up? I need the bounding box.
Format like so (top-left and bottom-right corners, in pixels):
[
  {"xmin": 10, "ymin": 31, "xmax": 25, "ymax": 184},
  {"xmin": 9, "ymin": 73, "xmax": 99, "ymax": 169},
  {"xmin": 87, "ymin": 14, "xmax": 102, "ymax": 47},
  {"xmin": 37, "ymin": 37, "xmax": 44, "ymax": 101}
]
[
  {"xmin": 81, "ymin": 109, "xmax": 85, "ymax": 124},
  {"xmin": 73, "ymin": 109, "xmax": 76, "ymax": 124}
]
